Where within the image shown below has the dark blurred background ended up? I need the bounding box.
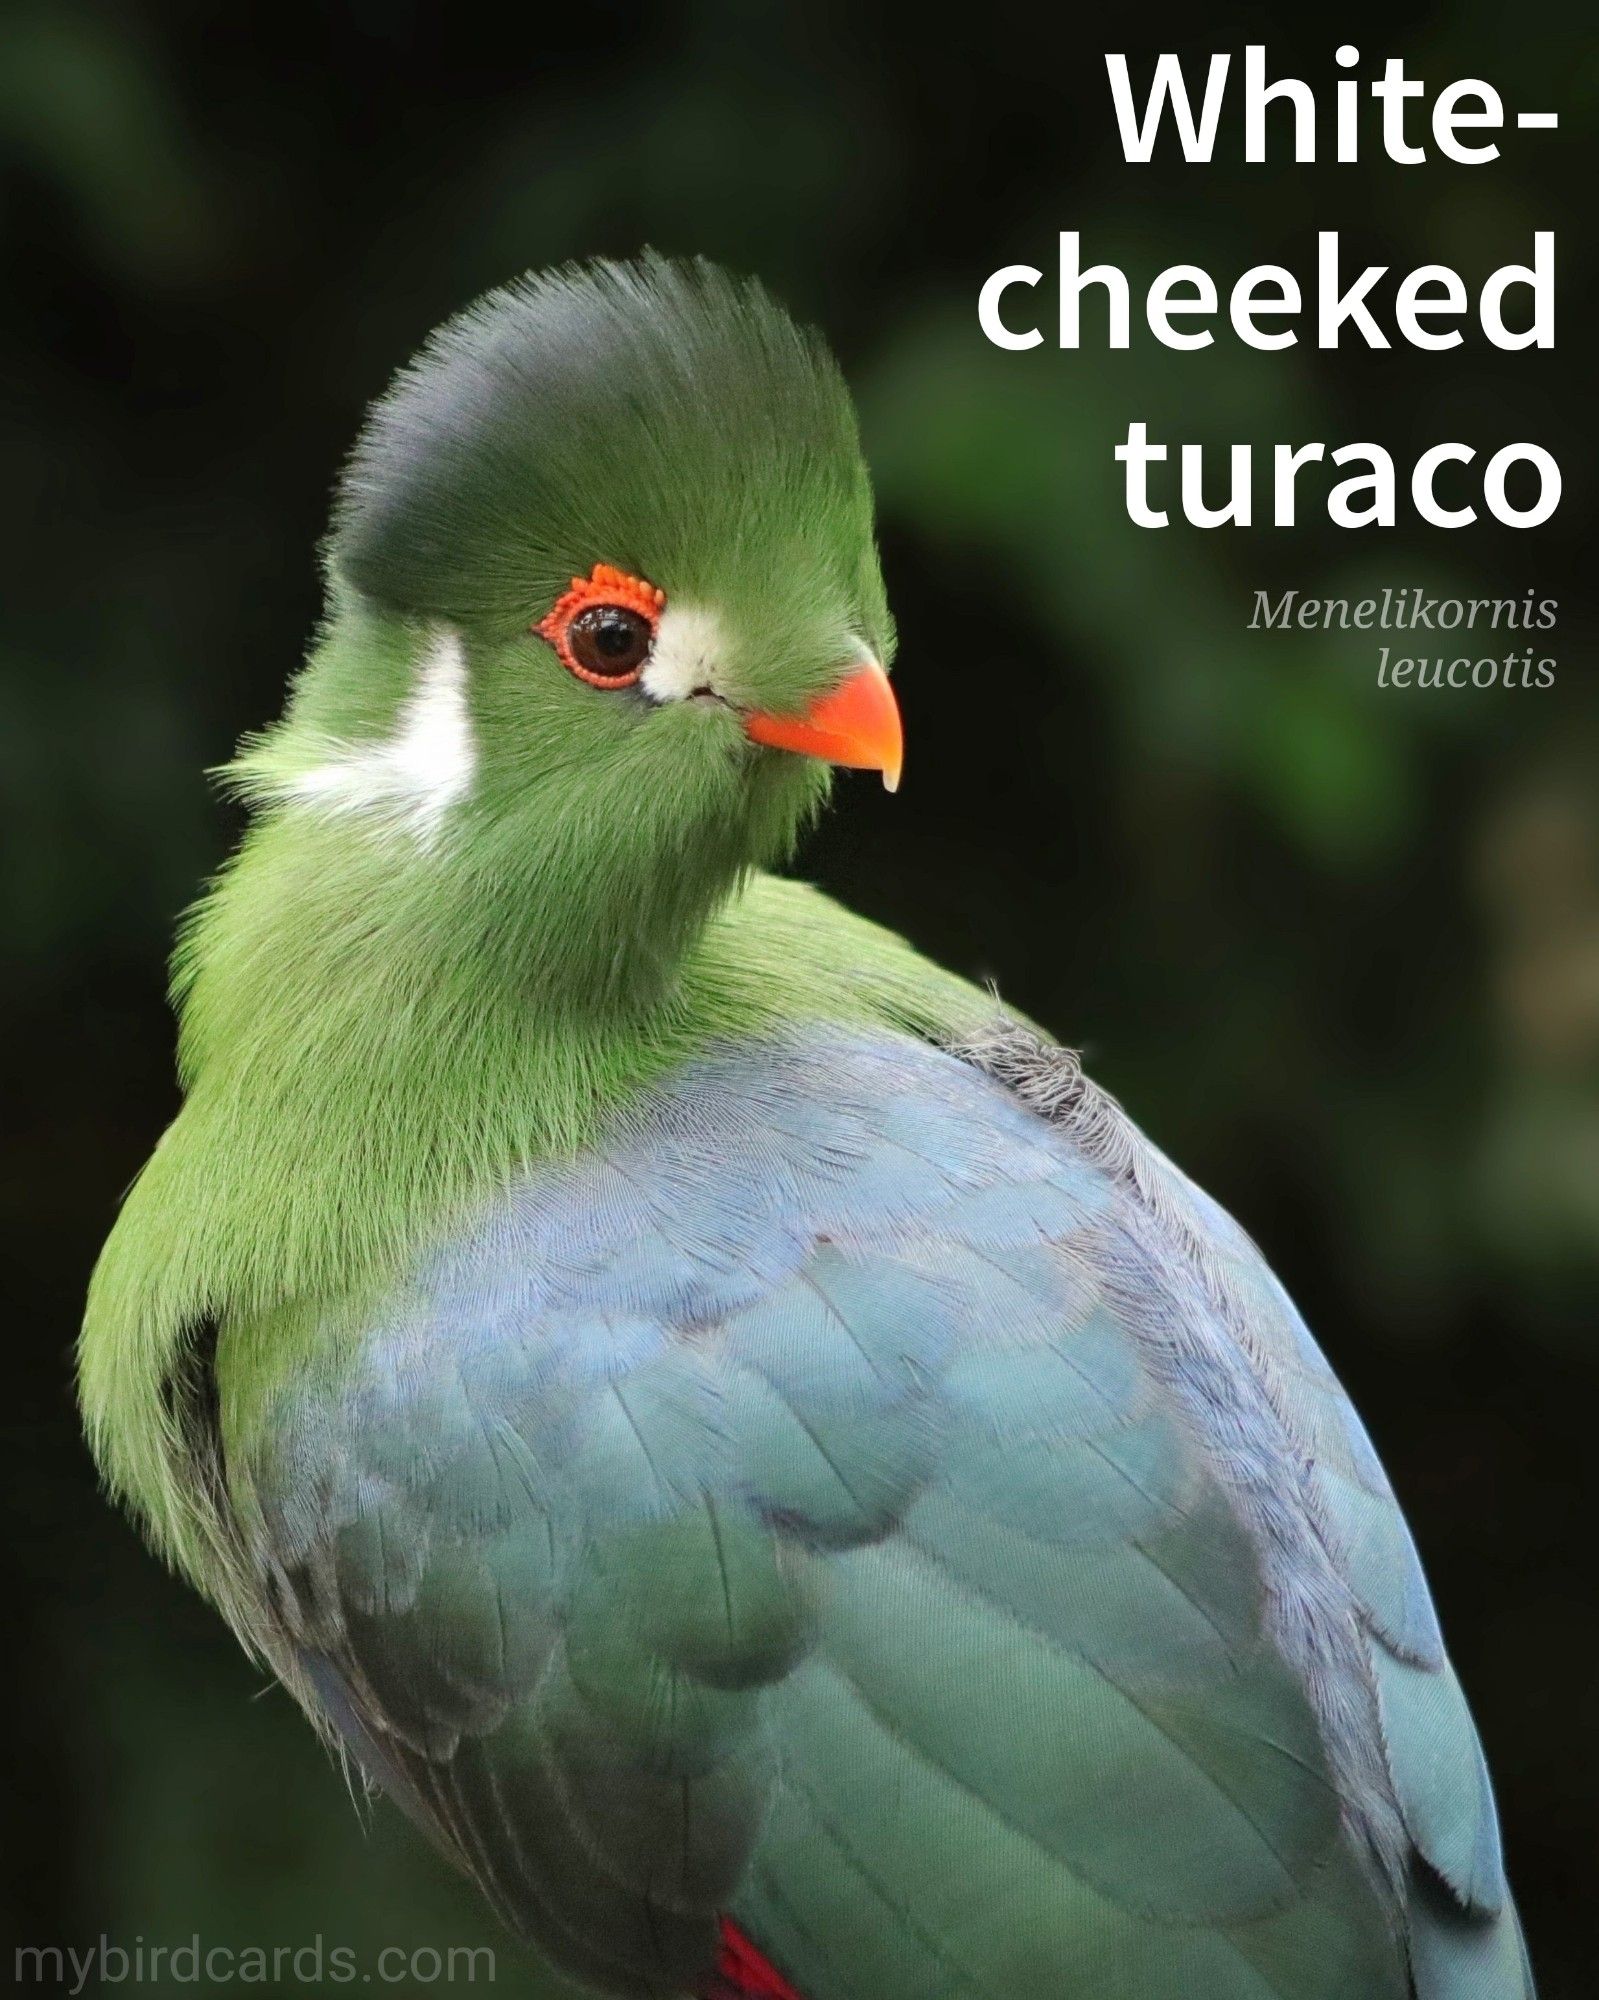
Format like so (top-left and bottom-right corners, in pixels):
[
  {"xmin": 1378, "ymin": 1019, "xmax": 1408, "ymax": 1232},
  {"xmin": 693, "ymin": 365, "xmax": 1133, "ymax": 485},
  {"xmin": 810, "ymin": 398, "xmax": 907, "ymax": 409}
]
[{"xmin": 4, "ymin": 2, "xmax": 1593, "ymax": 1994}]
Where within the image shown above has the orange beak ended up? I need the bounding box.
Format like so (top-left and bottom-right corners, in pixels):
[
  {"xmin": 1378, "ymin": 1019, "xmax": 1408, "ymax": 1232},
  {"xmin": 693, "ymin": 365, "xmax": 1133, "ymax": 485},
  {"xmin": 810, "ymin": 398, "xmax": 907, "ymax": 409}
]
[{"xmin": 743, "ymin": 659, "xmax": 904, "ymax": 792}]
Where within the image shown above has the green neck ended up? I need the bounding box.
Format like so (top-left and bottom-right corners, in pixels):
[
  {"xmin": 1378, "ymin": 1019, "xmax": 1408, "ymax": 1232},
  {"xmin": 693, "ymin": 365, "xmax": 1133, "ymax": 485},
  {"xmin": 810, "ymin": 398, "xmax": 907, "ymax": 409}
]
[{"xmin": 109, "ymin": 810, "xmax": 991, "ymax": 1324}]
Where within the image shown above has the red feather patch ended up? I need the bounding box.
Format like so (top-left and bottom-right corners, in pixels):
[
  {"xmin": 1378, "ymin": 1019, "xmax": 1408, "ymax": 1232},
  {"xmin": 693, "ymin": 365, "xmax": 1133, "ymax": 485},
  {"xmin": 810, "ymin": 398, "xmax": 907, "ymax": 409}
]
[{"xmin": 703, "ymin": 1916, "xmax": 805, "ymax": 2000}]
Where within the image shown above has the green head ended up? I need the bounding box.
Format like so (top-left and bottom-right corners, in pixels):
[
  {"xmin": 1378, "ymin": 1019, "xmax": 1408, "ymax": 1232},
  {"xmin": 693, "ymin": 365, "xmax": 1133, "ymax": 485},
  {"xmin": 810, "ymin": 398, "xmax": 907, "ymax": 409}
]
[{"xmin": 235, "ymin": 255, "xmax": 901, "ymax": 1014}]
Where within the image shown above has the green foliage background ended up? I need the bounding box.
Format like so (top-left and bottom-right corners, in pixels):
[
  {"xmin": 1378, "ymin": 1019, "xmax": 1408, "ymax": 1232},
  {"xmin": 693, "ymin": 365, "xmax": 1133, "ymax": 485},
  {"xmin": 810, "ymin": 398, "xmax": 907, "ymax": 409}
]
[{"xmin": 3, "ymin": 4, "xmax": 1593, "ymax": 1995}]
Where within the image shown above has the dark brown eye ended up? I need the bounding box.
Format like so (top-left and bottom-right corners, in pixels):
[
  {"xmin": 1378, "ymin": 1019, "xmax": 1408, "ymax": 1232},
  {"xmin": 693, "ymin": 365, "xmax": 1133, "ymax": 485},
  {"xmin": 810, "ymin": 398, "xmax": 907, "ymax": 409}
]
[
  {"xmin": 565, "ymin": 604, "xmax": 653, "ymax": 686},
  {"xmin": 536, "ymin": 564, "xmax": 665, "ymax": 688}
]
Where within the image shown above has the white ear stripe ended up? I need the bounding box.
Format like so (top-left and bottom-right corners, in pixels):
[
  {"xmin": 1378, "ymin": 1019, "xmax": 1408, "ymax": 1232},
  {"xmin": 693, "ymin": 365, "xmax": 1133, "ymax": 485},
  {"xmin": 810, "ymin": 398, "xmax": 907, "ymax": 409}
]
[{"xmin": 285, "ymin": 625, "xmax": 476, "ymax": 837}]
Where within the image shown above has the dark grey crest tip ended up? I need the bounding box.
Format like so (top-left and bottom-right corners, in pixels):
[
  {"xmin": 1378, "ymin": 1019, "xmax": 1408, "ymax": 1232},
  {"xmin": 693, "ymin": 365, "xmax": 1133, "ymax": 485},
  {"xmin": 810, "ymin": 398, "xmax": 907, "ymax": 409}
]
[{"xmin": 328, "ymin": 254, "xmax": 865, "ymax": 623}]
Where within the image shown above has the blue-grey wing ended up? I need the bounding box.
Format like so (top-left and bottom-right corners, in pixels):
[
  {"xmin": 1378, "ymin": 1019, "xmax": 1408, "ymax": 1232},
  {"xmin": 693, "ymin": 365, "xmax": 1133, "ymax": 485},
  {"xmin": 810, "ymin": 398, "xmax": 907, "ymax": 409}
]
[
  {"xmin": 231, "ymin": 1025, "xmax": 1529, "ymax": 2000},
  {"xmin": 1175, "ymin": 1172, "xmax": 1529, "ymax": 1998}
]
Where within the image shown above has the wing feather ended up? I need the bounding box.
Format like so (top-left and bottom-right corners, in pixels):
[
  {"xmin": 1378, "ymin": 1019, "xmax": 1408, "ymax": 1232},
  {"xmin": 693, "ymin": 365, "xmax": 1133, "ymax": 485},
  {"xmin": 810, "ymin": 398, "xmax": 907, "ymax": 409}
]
[{"xmin": 231, "ymin": 1027, "xmax": 1523, "ymax": 1998}]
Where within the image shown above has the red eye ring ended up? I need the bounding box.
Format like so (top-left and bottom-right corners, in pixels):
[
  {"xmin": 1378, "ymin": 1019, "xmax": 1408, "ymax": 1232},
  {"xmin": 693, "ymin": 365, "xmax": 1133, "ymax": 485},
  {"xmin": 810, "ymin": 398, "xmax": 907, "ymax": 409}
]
[{"xmin": 536, "ymin": 563, "xmax": 665, "ymax": 687}]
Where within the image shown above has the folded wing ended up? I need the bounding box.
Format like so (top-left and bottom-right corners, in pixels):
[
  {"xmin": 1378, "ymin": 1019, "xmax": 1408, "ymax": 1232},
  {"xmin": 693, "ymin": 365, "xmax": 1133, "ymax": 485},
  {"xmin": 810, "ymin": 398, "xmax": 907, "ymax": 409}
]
[{"xmin": 234, "ymin": 1027, "xmax": 1528, "ymax": 1999}]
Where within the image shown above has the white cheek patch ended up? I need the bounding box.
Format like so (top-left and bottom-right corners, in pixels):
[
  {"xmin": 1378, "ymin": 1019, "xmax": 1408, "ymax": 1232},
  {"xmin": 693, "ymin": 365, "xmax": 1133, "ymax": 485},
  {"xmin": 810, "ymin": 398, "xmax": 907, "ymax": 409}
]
[
  {"xmin": 640, "ymin": 603, "xmax": 727, "ymax": 705},
  {"xmin": 284, "ymin": 624, "xmax": 476, "ymax": 839}
]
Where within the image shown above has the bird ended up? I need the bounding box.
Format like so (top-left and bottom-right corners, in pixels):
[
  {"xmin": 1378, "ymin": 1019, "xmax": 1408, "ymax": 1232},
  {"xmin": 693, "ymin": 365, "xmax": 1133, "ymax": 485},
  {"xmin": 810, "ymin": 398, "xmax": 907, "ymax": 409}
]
[{"xmin": 80, "ymin": 255, "xmax": 1531, "ymax": 2000}]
